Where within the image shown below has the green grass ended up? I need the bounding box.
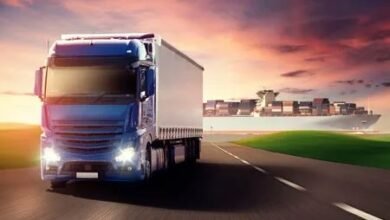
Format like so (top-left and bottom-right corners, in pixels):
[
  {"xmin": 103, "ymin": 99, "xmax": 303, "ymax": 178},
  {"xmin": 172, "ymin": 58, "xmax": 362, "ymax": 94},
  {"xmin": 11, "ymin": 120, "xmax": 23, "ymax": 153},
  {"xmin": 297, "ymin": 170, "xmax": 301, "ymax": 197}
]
[
  {"xmin": 0, "ymin": 125, "xmax": 41, "ymax": 169},
  {"xmin": 360, "ymin": 134, "xmax": 390, "ymax": 142},
  {"xmin": 236, "ymin": 131, "xmax": 390, "ymax": 169}
]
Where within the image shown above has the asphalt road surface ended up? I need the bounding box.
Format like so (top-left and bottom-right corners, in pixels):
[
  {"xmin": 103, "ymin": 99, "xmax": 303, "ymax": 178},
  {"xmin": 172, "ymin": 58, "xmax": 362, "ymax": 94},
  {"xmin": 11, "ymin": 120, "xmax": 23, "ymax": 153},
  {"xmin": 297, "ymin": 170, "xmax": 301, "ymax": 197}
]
[{"xmin": 1, "ymin": 139, "xmax": 389, "ymax": 219}]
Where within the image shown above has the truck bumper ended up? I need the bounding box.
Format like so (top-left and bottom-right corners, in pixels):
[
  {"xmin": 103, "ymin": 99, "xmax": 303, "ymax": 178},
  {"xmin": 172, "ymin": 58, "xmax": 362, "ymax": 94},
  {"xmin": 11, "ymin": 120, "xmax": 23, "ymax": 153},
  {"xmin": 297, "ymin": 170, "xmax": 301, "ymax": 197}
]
[
  {"xmin": 42, "ymin": 169, "xmax": 144, "ymax": 182},
  {"xmin": 42, "ymin": 162, "xmax": 144, "ymax": 182},
  {"xmin": 41, "ymin": 152, "xmax": 145, "ymax": 183}
]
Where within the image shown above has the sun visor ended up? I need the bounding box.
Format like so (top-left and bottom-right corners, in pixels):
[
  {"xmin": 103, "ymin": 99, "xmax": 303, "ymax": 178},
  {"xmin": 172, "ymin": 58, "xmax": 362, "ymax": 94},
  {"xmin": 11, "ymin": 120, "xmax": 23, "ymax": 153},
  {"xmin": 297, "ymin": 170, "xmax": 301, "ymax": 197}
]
[{"xmin": 50, "ymin": 39, "xmax": 147, "ymax": 60}]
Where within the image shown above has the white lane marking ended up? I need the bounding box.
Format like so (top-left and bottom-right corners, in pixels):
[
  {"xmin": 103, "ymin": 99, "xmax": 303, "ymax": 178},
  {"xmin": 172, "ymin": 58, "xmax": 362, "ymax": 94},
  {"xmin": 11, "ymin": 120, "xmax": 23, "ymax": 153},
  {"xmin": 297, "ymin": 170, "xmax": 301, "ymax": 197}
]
[
  {"xmin": 211, "ymin": 142, "xmax": 384, "ymax": 220},
  {"xmin": 211, "ymin": 143, "xmax": 247, "ymax": 164},
  {"xmin": 240, "ymin": 159, "xmax": 250, "ymax": 165},
  {"xmin": 212, "ymin": 143, "xmax": 307, "ymax": 192},
  {"xmin": 275, "ymin": 177, "xmax": 306, "ymax": 191},
  {"xmin": 333, "ymin": 203, "xmax": 383, "ymax": 220},
  {"xmin": 252, "ymin": 165, "xmax": 267, "ymax": 174},
  {"xmin": 211, "ymin": 143, "xmax": 230, "ymax": 154},
  {"xmin": 211, "ymin": 143, "xmax": 268, "ymax": 174}
]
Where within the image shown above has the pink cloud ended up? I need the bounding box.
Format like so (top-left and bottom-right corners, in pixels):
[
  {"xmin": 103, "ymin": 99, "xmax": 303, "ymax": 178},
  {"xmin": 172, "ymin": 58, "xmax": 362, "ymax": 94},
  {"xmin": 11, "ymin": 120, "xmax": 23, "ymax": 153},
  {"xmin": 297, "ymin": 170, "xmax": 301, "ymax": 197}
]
[
  {"xmin": 0, "ymin": 0, "xmax": 389, "ymax": 103},
  {"xmin": 1, "ymin": 0, "xmax": 32, "ymax": 7}
]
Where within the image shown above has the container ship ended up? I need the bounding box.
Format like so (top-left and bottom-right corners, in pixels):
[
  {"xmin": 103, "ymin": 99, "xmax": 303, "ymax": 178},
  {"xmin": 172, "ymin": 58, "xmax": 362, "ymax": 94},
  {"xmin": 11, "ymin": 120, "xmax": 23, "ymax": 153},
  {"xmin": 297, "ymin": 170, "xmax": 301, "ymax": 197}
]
[{"xmin": 203, "ymin": 90, "xmax": 381, "ymax": 131}]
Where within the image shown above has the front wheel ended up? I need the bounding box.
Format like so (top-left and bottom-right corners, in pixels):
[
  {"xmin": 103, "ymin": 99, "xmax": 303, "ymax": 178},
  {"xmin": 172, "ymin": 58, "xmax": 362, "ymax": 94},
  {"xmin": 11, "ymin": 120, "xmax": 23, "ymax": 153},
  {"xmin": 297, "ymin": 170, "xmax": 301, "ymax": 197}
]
[{"xmin": 143, "ymin": 144, "xmax": 152, "ymax": 182}]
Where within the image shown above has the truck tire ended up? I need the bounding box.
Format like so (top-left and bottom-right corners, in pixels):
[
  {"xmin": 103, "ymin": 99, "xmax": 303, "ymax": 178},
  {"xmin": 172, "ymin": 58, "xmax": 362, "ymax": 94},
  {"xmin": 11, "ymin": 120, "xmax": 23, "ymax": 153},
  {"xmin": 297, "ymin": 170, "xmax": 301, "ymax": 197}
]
[
  {"xmin": 184, "ymin": 139, "xmax": 190, "ymax": 162},
  {"xmin": 143, "ymin": 143, "xmax": 152, "ymax": 182},
  {"xmin": 50, "ymin": 180, "xmax": 66, "ymax": 189},
  {"xmin": 194, "ymin": 138, "xmax": 201, "ymax": 159},
  {"xmin": 167, "ymin": 144, "xmax": 175, "ymax": 169},
  {"xmin": 163, "ymin": 142, "xmax": 169, "ymax": 170},
  {"xmin": 186, "ymin": 139, "xmax": 196, "ymax": 164}
]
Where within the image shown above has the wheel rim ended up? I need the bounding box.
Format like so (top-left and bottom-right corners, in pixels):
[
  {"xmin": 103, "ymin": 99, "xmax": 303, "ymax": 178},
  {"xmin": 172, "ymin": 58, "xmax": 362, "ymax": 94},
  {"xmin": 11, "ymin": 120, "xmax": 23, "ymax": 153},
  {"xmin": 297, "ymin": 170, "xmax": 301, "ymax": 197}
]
[
  {"xmin": 144, "ymin": 160, "xmax": 151, "ymax": 179},
  {"xmin": 164, "ymin": 145, "xmax": 169, "ymax": 169},
  {"xmin": 143, "ymin": 144, "xmax": 152, "ymax": 180}
]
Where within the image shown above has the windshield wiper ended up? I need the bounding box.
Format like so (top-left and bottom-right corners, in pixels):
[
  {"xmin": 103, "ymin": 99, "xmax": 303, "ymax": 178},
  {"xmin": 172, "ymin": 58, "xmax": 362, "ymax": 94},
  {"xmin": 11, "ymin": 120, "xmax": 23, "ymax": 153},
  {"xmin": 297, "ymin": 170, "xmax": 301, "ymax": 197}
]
[{"xmin": 93, "ymin": 92, "xmax": 109, "ymax": 103}]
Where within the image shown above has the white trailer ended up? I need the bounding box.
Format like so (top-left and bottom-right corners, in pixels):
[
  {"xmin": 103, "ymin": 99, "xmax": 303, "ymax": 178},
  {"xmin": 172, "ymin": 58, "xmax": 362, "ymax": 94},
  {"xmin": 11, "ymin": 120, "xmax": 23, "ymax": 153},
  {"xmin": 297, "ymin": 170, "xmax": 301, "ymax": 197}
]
[{"xmin": 155, "ymin": 39, "xmax": 203, "ymax": 140}]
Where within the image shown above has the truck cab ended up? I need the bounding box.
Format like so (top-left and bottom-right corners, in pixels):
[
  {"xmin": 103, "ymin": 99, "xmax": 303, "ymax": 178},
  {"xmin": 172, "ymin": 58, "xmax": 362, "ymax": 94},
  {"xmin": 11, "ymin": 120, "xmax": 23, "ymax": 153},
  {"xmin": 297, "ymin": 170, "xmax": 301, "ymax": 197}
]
[{"xmin": 34, "ymin": 33, "xmax": 203, "ymax": 188}]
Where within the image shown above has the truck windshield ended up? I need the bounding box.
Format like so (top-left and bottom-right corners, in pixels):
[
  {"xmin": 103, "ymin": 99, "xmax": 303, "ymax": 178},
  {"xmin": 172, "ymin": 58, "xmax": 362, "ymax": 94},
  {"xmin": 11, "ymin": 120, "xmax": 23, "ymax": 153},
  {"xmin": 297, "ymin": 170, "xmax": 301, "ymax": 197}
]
[{"xmin": 46, "ymin": 56, "xmax": 136, "ymax": 98}]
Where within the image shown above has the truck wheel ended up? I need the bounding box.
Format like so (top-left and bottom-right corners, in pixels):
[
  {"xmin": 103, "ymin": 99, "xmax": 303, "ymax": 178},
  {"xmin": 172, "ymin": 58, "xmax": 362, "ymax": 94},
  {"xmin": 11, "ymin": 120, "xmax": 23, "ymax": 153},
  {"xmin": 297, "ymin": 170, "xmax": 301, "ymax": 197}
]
[
  {"xmin": 194, "ymin": 138, "xmax": 201, "ymax": 160},
  {"xmin": 163, "ymin": 143, "xmax": 169, "ymax": 170},
  {"xmin": 143, "ymin": 144, "xmax": 152, "ymax": 182},
  {"xmin": 167, "ymin": 144, "xmax": 175, "ymax": 169},
  {"xmin": 50, "ymin": 180, "xmax": 66, "ymax": 189},
  {"xmin": 186, "ymin": 139, "xmax": 196, "ymax": 164}
]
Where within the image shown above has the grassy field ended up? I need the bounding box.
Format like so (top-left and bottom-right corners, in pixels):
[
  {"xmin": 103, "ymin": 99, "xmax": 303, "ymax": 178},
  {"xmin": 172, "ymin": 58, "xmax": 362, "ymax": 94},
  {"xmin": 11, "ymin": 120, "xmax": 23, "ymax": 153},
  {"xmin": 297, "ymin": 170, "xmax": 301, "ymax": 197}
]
[
  {"xmin": 236, "ymin": 131, "xmax": 390, "ymax": 169},
  {"xmin": 0, "ymin": 124, "xmax": 41, "ymax": 169},
  {"xmin": 360, "ymin": 134, "xmax": 390, "ymax": 142},
  {"xmin": 1, "ymin": 124, "xmax": 390, "ymax": 170}
]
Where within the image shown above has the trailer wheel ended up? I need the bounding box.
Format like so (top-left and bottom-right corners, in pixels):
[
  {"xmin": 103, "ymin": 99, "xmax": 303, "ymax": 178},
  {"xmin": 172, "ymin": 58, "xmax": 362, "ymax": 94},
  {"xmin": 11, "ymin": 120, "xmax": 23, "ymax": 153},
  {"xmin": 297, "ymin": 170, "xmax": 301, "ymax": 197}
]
[
  {"xmin": 194, "ymin": 138, "xmax": 201, "ymax": 159},
  {"xmin": 163, "ymin": 142, "xmax": 169, "ymax": 170},
  {"xmin": 50, "ymin": 180, "xmax": 66, "ymax": 189},
  {"xmin": 193, "ymin": 139, "xmax": 199, "ymax": 162},
  {"xmin": 186, "ymin": 139, "xmax": 196, "ymax": 164},
  {"xmin": 167, "ymin": 143, "xmax": 175, "ymax": 169}
]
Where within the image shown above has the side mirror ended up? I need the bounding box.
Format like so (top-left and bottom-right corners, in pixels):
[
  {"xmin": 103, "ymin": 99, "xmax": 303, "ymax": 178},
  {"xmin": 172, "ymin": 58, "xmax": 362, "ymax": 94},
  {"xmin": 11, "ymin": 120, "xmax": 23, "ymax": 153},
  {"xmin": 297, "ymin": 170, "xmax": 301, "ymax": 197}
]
[
  {"xmin": 145, "ymin": 68, "xmax": 155, "ymax": 97},
  {"xmin": 34, "ymin": 67, "xmax": 45, "ymax": 99},
  {"xmin": 140, "ymin": 91, "xmax": 147, "ymax": 102}
]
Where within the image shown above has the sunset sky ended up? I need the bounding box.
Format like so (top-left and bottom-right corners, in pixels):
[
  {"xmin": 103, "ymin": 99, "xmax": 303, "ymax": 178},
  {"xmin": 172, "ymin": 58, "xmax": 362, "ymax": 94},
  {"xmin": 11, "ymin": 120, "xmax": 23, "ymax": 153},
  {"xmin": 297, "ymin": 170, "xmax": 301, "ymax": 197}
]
[{"xmin": 0, "ymin": 0, "xmax": 389, "ymax": 130}]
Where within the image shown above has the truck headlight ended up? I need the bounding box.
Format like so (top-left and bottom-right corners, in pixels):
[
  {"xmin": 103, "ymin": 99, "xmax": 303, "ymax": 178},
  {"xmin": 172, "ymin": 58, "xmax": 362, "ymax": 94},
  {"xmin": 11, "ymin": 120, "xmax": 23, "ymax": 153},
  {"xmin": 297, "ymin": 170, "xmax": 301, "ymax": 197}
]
[
  {"xmin": 43, "ymin": 148, "xmax": 61, "ymax": 163},
  {"xmin": 115, "ymin": 147, "xmax": 135, "ymax": 163}
]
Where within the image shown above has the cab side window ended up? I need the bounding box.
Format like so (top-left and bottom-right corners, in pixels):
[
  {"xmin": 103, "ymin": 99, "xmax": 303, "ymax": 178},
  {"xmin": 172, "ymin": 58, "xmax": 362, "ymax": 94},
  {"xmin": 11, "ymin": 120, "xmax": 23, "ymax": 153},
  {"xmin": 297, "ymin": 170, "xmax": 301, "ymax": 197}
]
[{"xmin": 139, "ymin": 67, "xmax": 147, "ymax": 96}]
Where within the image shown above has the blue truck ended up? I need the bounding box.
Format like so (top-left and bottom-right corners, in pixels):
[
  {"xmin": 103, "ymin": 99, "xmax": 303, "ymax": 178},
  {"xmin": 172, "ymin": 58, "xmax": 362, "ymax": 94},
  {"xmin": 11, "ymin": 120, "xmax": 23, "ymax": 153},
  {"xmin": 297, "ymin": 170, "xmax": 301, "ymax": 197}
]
[{"xmin": 34, "ymin": 33, "xmax": 204, "ymax": 188}]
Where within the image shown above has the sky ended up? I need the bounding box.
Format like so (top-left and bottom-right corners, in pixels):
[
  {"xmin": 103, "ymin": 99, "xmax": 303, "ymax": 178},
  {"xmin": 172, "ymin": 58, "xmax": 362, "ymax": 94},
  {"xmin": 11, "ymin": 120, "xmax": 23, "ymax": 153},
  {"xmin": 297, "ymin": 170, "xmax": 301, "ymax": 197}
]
[{"xmin": 0, "ymin": 0, "xmax": 389, "ymax": 130}]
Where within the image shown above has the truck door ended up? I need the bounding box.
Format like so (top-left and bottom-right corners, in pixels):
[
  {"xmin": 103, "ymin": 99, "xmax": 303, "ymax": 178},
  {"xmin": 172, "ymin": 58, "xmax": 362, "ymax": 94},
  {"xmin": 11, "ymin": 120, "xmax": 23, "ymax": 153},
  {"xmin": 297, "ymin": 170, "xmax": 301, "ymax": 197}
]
[{"xmin": 139, "ymin": 67, "xmax": 154, "ymax": 129}]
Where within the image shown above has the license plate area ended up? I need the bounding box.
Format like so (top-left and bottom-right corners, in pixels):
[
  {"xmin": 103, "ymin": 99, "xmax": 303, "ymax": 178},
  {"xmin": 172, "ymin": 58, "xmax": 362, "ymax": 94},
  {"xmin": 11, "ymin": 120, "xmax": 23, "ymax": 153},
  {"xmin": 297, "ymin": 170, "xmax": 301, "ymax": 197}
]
[
  {"xmin": 62, "ymin": 162, "xmax": 111, "ymax": 174},
  {"xmin": 76, "ymin": 172, "xmax": 98, "ymax": 179}
]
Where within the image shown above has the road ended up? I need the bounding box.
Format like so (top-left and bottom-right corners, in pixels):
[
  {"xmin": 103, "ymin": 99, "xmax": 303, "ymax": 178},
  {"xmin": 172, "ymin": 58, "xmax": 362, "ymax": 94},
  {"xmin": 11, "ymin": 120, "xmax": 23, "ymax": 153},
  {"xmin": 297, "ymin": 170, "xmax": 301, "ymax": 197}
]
[{"xmin": 0, "ymin": 139, "xmax": 389, "ymax": 219}]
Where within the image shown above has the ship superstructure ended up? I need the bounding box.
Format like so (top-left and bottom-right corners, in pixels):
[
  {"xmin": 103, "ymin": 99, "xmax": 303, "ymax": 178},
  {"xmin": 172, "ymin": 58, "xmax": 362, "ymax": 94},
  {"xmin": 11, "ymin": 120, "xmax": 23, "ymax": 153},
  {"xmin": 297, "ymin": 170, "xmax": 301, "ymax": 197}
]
[
  {"xmin": 203, "ymin": 90, "xmax": 381, "ymax": 131},
  {"xmin": 204, "ymin": 90, "xmax": 373, "ymax": 117}
]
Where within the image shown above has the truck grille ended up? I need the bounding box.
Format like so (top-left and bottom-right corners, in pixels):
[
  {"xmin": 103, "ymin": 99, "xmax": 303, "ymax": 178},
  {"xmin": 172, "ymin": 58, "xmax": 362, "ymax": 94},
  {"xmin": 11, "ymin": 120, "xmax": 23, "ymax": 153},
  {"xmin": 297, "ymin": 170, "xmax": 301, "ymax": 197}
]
[{"xmin": 52, "ymin": 120, "xmax": 124, "ymax": 153}]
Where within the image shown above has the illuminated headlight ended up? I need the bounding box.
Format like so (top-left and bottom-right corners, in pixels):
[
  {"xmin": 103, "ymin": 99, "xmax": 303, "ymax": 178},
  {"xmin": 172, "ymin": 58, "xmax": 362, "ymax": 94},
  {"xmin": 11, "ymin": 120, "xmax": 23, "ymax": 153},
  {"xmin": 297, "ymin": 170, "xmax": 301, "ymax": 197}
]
[
  {"xmin": 43, "ymin": 148, "xmax": 61, "ymax": 163},
  {"xmin": 115, "ymin": 147, "xmax": 135, "ymax": 163}
]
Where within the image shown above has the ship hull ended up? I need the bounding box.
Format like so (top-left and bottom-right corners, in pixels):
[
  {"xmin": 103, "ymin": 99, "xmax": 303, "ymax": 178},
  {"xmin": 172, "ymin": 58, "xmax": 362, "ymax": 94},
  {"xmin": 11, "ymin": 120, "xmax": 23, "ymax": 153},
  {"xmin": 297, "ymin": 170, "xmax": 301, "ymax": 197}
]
[{"xmin": 203, "ymin": 114, "xmax": 381, "ymax": 131}]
